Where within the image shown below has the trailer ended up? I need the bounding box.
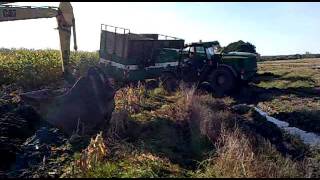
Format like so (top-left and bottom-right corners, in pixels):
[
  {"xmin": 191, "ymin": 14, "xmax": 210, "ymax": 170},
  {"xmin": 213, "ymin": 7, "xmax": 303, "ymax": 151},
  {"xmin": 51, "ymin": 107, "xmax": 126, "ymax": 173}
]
[{"xmin": 98, "ymin": 24, "xmax": 185, "ymax": 82}]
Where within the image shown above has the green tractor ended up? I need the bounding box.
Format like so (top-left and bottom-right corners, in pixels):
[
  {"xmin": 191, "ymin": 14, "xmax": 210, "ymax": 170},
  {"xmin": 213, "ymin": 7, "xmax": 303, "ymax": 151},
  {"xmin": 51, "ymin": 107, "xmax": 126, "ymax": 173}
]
[
  {"xmin": 161, "ymin": 41, "xmax": 259, "ymax": 95},
  {"xmin": 99, "ymin": 24, "xmax": 259, "ymax": 96}
]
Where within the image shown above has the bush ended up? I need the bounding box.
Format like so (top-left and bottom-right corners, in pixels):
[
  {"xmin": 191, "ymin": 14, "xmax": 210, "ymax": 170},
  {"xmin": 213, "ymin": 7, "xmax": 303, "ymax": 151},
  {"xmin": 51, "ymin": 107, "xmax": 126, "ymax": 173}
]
[{"xmin": 222, "ymin": 40, "xmax": 256, "ymax": 54}]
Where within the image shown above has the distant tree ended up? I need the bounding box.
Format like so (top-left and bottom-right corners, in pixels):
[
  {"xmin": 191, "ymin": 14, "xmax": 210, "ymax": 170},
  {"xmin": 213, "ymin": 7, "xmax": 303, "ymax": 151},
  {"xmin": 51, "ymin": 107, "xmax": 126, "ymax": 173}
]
[
  {"xmin": 305, "ymin": 51, "xmax": 311, "ymax": 55},
  {"xmin": 222, "ymin": 40, "xmax": 257, "ymax": 54}
]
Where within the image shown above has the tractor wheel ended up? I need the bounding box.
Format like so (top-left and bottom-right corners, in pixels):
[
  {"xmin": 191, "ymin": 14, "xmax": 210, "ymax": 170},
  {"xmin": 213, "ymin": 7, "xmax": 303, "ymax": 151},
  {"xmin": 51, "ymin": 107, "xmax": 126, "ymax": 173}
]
[
  {"xmin": 160, "ymin": 73, "xmax": 178, "ymax": 93},
  {"xmin": 145, "ymin": 79, "xmax": 159, "ymax": 90},
  {"xmin": 208, "ymin": 68, "xmax": 236, "ymax": 97}
]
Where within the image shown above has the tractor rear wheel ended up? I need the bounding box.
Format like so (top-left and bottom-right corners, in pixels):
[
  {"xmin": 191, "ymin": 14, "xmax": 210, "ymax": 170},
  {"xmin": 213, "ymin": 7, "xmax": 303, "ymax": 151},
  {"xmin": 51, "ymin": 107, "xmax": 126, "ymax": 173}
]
[{"xmin": 208, "ymin": 68, "xmax": 236, "ymax": 97}]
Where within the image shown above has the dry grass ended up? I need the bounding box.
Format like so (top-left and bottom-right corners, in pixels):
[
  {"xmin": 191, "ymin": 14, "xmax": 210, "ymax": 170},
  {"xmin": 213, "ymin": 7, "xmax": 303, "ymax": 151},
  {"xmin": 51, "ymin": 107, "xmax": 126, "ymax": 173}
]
[
  {"xmin": 2, "ymin": 49, "xmax": 319, "ymax": 178},
  {"xmin": 114, "ymin": 82, "xmax": 147, "ymax": 114},
  {"xmin": 189, "ymin": 94, "xmax": 235, "ymax": 143},
  {"xmin": 66, "ymin": 82, "xmax": 318, "ymax": 178},
  {"xmin": 75, "ymin": 132, "xmax": 108, "ymax": 173},
  {"xmin": 64, "ymin": 134, "xmax": 185, "ymax": 178},
  {"xmin": 195, "ymin": 127, "xmax": 303, "ymax": 178},
  {"xmin": 106, "ymin": 111, "xmax": 130, "ymax": 139},
  {"xmin": 156, "ymin": 84, "xmax": 196, "ymax": 121}
]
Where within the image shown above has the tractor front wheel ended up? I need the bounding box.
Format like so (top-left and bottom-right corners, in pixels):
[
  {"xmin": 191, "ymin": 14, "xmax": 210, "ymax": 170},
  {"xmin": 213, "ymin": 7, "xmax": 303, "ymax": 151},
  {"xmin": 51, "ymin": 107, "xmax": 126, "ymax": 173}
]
[
  {"xmin": 160, "ymin": 72, "xmax": 178, "ymax": 93},
  {"xmin": 208, "ymin": 68, "xmax": 236, "ymax": 97}
]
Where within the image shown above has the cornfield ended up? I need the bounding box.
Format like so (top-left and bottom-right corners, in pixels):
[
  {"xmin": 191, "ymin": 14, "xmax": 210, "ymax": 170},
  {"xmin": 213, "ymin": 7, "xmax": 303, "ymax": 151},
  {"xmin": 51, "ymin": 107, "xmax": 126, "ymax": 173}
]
[{"xmin": 0, "ymin": 48, "xmax": 99, "ymax": 89}]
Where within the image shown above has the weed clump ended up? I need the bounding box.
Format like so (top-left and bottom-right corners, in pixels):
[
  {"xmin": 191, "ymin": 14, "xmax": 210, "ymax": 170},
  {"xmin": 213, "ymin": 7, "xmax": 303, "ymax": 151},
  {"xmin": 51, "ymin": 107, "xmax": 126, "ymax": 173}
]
[{"xmin": 194, "ymin": 128, "xmax": 303, "ymax": 178}]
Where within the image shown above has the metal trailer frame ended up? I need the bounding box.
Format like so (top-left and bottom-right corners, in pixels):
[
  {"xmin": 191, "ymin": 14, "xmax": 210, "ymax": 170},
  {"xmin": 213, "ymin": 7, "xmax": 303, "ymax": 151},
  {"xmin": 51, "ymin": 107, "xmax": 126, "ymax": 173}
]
[{"xmin": 99, "ymin": 24, "xmax": 185, "ymax": 82}]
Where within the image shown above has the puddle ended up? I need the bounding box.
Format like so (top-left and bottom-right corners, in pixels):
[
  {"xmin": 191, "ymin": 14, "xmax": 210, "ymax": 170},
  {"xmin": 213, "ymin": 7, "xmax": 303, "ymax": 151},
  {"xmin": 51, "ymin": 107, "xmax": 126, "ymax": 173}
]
[{"xmin": 254, "ymin": 107, "xmax": 320, "ymax": 148}]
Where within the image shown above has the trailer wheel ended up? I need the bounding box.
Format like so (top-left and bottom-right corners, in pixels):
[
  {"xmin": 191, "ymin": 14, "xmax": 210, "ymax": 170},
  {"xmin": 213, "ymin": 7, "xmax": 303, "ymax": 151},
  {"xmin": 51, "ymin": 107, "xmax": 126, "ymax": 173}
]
[
  {"xmin": 160, "ymin": 72, "xmax": 178, "ymax": 93},
  {"xmin": 208, "ymin": 68, "xmax": 236, "ymax": 97}
]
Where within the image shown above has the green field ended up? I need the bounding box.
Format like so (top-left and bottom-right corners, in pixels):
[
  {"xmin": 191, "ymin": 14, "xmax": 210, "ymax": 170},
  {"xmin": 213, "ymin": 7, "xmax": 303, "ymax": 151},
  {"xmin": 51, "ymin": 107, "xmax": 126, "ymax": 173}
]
[
  {"xmin": 255, "ymin": 59, "xmax": 320, "ymax": 133},
  {"xmin": 1, "ymin": 49, "xmax": 320, "ymax": 178}
]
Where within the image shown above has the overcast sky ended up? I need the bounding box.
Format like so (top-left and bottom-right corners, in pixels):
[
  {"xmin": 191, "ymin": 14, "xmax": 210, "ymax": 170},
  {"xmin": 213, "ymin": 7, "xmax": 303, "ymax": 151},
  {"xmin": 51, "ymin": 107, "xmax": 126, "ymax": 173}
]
[{"xmin": 1, "ymin": 2, "xmax": 320, "ymax": 55}]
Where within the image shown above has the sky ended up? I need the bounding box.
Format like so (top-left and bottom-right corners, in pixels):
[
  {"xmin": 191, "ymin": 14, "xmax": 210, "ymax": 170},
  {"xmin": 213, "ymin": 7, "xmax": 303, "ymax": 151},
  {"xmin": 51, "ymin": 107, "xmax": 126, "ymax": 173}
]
[{"xmin": 0, "ymin": 2, "xmax": 320, "ymax": 56}]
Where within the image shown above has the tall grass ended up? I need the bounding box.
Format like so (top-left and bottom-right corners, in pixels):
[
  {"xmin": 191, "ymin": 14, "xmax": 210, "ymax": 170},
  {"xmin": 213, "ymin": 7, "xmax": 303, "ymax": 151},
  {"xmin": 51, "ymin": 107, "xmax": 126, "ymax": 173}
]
[
  {"xmin": 2, "ymin": 49, "xmax": 317, "ymax": 177},
  {"xmin": 195, "ymin": 127, "xmax": 303, "ymax": 178},
  {"xmin": 114, "ymin": 82, "xmax": 147, "ymax": 114},
  {"xmin": 63, "ymin": 83, "xmax": 319, "ymax": 178}
]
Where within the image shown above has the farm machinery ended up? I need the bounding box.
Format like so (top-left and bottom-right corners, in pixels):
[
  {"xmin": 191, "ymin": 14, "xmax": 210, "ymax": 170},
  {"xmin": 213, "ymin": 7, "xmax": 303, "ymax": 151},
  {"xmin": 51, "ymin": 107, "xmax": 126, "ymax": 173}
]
[
  {"xmin": 98, "ymin": 24, "xmax": 259, "ymax": 96},
  {"xmin": 0, "ymin": 2, "xmax": 115, "ymax": 136},
  {"xmin": 0, "ymin": 2, "xmax": 78, "ymax": 84},
  {"xmin": 0, "ymin": 2, "xmax": 258, "ymax": 137}
]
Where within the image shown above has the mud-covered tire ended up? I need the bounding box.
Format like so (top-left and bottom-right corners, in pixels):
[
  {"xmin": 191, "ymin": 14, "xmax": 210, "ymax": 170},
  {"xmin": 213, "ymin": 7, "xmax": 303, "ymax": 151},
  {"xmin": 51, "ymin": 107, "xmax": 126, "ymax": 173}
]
[
  {"xmin": 145, "ymin": 79, "xmax": 159, "ymax": 90},
  {"xmin": 208, "ymin": 68, "xmax": 236, "ymax": 97},
  {"xmin": 160, "ymin": 72, "xmax": 178, "ymax": 93}
]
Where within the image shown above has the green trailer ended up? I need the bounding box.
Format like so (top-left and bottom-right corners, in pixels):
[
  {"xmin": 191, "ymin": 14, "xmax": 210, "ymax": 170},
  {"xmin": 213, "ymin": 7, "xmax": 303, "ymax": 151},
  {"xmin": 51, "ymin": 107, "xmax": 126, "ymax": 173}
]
[{"xmin": 98, "ymin": 24, "xmax": 184, "ymax": 82}]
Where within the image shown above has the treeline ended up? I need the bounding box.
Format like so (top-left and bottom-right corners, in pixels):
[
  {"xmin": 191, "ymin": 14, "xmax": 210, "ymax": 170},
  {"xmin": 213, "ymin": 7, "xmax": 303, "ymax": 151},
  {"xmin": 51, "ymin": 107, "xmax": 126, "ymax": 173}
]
[
  {"xmin": 260, "ymin": 54, "xmax": 320, "ymax": 61},
  {"xmin": 217, "ymin": 41, "xmax": 320, "ymax": 61}
]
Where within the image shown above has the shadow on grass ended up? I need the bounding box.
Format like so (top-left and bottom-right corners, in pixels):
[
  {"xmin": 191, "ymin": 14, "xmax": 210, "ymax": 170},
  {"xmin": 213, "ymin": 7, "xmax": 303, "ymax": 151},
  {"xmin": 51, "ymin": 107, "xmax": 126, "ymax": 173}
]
[
  {"xmin": 232, "ymin": 85, "xmax": 319, "ymax": 105},
  {"xmin": 257, "ymin": 72, "xmax": 283, "ymax": 80},
  {"xmin": 231, "ymin": 72, "xmax": 319, "ymax": 105},
  {"xmin": 258, "ymin": 72, "xmax": 317, "ymax": 84},
  {"xmin": 196, "ymin": 72, "xmax": 318, "ymax": 105},
  {"xmin": 125, "ymin": 117, "xmax": 213, "ymax": 170}
]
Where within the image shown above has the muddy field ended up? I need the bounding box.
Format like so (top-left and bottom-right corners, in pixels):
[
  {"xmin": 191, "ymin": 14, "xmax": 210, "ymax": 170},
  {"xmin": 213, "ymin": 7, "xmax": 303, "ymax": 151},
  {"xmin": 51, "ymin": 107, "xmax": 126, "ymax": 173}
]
[
  {"xmin": 0, "ymin": 57, "xmax": 320, "ymax": 178},
  {"xmin": 250, "ymin": 58, "xmax": 320, "ymax": 133}
]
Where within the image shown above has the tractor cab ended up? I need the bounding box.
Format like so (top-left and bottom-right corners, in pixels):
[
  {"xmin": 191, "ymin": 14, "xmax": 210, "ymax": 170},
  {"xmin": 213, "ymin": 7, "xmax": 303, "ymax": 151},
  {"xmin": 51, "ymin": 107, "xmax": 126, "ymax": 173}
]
[
  {"xmin": 176, "ymin": 41, "xmax": 258, "ymax": 95},
  {"xmin": 181, "ymin": 41, "xmax": 221, "ymax": 64},
  {"xmin": 178, "ymin": 41, "xmax": 221, "ymax": 81}
]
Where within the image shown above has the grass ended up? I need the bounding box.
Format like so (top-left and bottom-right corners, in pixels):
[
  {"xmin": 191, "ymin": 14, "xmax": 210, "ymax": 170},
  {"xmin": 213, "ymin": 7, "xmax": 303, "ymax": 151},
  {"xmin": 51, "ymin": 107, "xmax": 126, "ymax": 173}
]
[
  {"xmin": 63, "ymin": 84, "xmax": 319, "ymax": 178},
  {"xmin": 193, "ymin": 128, "xmax": 303, "ymax": 178},
  {"xmin": 1, "ymin": 49, "xmax": 320, "ymax": 178},
  {"xmin": 253, "ymin": 58, "xmax": 320, "ymax": 133},
  {"xmin": 257, "ymin": 58, "xmax": 320, "ymax": 89}
]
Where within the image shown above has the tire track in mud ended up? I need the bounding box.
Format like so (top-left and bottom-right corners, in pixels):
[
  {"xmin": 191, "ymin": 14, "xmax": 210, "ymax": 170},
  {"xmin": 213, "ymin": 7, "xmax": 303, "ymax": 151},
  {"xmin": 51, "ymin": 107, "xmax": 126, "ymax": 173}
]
[
  {"xmin": 254, "ymin": 107, "xmax": 320, "ymax": 148},
  {"xmin": 232, "ymin": 84, "xmax": 320, "ymax": 132},
  {"xmin": 232, "ymin": 104, "xmax": 310, "ymax": 160}
]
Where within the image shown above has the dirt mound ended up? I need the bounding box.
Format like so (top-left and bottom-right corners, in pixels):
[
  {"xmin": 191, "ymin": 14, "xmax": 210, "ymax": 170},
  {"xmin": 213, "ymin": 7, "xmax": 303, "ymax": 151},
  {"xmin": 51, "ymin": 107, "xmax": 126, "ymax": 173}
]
[
  {"xmin": 0, "ymin": 102, "xmax": 43, "ymax": 172},
  {"xmin": 7, "ymin": 127, "xmax": 73, "ymax": 178},
  {"xmin": 0, "ymin": 100, "xmax": 76, "ymax": 178}
]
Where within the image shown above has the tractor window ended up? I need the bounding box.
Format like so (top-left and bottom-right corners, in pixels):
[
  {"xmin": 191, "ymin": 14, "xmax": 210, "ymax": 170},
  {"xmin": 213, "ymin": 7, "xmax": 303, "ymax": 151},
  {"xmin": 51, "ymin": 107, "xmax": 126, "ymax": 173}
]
[
  {"xmin": 190, "ymin": 46, "xmax": 195, "ymax": 53},
  {"xmin": 206, "ymin": 47, "xmax": 214, "ymax": 55},
  {"xmin": 206, "ymin": 47, "xmax": 214, "ymax": 59},
  {"xmin": 183, "ymin": 47, "xmax": 190, "ymax": 52},
  {"xmin": 195, "ymin": 46, "xmax": 205, "ymax": 54}
]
